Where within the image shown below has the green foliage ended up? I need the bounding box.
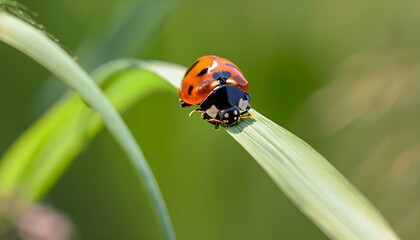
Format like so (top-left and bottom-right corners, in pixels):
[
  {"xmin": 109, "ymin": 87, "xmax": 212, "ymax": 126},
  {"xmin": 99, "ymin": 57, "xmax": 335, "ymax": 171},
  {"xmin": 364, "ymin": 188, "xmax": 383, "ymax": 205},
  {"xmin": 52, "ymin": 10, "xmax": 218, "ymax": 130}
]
[
  {"xmin": 0, "ymin": 62, "xmax": 173, "ymax": 200},
  {"xmin": 0, "ymin": 13, "xmax": 175, "ymax": 239},
  {"xmin": 0, "ymin": 18, "xmax": 399, "ymax": 237},
  {"xmin": 1, "ymin": 0, "xmax": 418, "ymax": 239}
]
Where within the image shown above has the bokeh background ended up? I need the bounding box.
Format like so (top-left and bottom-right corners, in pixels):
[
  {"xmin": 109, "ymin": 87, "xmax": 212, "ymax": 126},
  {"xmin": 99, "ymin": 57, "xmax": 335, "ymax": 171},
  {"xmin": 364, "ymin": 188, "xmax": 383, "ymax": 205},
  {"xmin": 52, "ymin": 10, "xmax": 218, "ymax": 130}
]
[{"xmin": 1, "ymin": 0, "xmax": 419, "ymax": 239}]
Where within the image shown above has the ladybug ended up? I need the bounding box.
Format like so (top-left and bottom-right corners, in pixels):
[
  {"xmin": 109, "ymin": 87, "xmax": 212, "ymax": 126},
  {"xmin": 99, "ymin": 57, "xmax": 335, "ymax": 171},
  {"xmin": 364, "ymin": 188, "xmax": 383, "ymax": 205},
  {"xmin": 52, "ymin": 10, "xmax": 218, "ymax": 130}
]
[{"xmin": 179, "ymin": 55, "xmax": 251, "ymax": 129}]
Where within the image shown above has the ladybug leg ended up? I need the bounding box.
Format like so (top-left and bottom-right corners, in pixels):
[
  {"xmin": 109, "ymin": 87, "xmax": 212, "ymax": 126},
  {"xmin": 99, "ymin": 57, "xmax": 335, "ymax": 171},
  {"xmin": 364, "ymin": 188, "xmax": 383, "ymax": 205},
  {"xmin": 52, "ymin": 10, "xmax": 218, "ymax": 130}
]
[
  {"xmin": 240, "ymin": 109, "xmax": 250, "ymax": 116},
  {"xmin": 207, "ymin": 118, "xmax": 224, "ymax": 124},
  {"xmin": 207, "ymin": 118, "xmax": 228, "ymax": 131},
  {"xmin": 189, "ymin": 108, "xmax": 205, "ymax": 118},
  {"xmin": 207, "ymin": 118, "xmax": 224, "ymax": 130},
  {"xmin": 238, "ymin": 103, "xmax": 251, "ymax": 116},
  {"xmin": 240, "ymin": 108, "xmax": 252, "ymax": 119},
  {"xmin": 200, "ymin": 111, "xmax": 207, "ymax": 119},
  {"xmin": 240, "ymin": 110, "xmax": 250, "ymax": 115}
]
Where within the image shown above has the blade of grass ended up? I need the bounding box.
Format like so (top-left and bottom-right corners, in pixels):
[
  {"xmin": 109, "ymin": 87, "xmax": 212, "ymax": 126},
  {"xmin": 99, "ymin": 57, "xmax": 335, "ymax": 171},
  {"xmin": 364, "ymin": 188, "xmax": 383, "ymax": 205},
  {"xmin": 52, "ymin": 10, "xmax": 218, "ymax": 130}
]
[
  {"xmin": 0, "ymin": 67, "xmax": 173, "ymax": 199},
  {"xmin": 0, "ymin": 12, "xmax": 175, "ymax": 240},
  {"xmin": 35, "ymin": 0, "xmax": 176, "ymax": 112},
  {"xmin": 0, "ymin": 1, "xmax": 36, "ymax": 26},
  {"xmin": 227, "ymin": 110, "xmax": 400, "ymax": 240},
  {"xmin": 0, "ymin": 58, "xmax": 180, "ymax": 199}
]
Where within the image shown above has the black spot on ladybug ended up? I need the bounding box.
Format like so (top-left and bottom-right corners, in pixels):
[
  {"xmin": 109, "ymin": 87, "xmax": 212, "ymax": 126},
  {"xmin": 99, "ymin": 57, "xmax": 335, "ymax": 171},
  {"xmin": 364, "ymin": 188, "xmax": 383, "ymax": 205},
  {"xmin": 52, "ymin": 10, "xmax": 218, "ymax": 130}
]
[
  {"xmin": 212, "ymin": 71, "xmax": 231, "ymax": 83},
  {"xmin": 188, "ymin": 85, "xmax": 193, "ymax": 95},
  {"xmin": 197, "ymin": 68, "xmax": 208, "ymax": 77},
  {"xmin": 185, "ymin": 60, "xmax": 199, "ymax": 77}
]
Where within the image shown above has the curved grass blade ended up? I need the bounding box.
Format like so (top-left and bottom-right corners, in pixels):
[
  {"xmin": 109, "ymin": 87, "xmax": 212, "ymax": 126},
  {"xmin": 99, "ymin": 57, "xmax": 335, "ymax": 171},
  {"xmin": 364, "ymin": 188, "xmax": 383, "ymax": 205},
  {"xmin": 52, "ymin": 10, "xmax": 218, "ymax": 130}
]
[
  {"xmin": 0, "ymin": 1, "xmax": 37, "ymax": 27},
  {"xmin": 35, "ymin": 0, "xmax": 177, "ymax": 112},
  {"xmin": 0, "ymin": 13, "xmax": 175, "ymax": 240},
  {"xmin": 227, "ymin": 110, "xmax": 400, "ymax": 240},
  {"xmin": 0, "ymin": 58, "xmax": 182, "ymax": 200},
  {"xmin": 0, "ymin": 67, "xmax": 173, "ymax": 199}
]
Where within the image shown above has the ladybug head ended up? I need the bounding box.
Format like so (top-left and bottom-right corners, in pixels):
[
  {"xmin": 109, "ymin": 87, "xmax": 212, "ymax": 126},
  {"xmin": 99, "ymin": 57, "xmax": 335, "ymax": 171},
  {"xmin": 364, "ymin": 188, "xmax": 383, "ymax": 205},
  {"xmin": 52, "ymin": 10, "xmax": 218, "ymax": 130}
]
[{"xmin": 219, "ymin": 106, "xmax": 241, "ymax": 126}]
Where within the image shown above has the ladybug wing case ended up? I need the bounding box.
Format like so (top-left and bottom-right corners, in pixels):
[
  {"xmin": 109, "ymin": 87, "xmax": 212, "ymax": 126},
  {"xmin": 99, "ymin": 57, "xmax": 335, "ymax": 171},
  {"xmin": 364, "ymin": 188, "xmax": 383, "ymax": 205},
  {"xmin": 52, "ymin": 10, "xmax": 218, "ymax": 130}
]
[
  {"xmin": 217, "ymin": 57, "xmax": 249, "ymax": 93},
  {"xmin": 179, "ymin": 55, "xmax": 249, "ymax": 106},
  {"xmin": 179, "ymin": 56, "xmax": 220, "ymax": 106}
]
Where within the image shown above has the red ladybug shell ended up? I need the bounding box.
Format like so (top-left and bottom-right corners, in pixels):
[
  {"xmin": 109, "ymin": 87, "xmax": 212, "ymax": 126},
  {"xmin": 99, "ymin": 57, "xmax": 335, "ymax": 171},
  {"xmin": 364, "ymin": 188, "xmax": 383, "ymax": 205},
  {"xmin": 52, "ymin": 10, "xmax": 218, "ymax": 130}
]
[{"xmin": 179, "ymin": 55, "xmax": 249, "ymax": 105}]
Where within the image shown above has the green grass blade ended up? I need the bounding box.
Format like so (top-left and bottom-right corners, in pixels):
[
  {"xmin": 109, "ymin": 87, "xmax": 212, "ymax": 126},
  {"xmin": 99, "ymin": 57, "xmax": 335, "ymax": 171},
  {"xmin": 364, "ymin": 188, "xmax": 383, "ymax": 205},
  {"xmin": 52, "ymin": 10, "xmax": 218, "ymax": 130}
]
[
  {"xmin": 35, "ymin": 0, "xmax": 176, "ymax": 109},
  {"xmin": 0, "ymin": 13, "xmax": 175, "ymax": 240},
  {"xmin": 0, "ymin": 58, "xmax": 182, "ymax": 199},
  {"xmin": 35, "ymin": 0, "xmax": 175, "ymax": 113},
  {"xmin": 227, "ymin": 110, "xmax": 400, "ymax": 240},
  {"xmin": 0, "ymin": 67, "xmax": 172, "ymax": 199},
  {"xmin": 0, "ymin": 58, "xmax": 183, "ymax": 200},
  {"xmin": 0, "ymin": 1, "xmax": 34, "ymax": 25}
]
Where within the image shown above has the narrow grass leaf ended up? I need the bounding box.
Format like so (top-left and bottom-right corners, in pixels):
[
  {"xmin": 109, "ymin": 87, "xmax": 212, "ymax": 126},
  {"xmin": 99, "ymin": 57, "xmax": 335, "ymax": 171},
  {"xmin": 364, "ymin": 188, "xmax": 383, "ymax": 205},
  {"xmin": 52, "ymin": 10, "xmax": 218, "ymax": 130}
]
[
  {"xmin": 0, "ymin": 59, "xmax": 183, "ymax": 201},
  {"xmin": 0, "ymin": 68, "xmax": 172, "ymax": 199},
  {"xmin": 35, "ymin": 0, "xmax": 176, "ymax": 111},
  {"xmin": 0, "ymin": 13, "xmax": 175, "ymax": 240},
  {"xmin": 227, "ymin": 110, "xmax": 400, "ymax": 240}
]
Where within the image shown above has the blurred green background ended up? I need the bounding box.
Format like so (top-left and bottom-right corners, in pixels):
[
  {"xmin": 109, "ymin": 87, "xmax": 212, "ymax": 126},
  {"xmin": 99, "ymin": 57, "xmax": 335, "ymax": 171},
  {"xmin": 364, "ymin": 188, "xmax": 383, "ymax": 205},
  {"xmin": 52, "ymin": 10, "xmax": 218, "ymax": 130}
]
[{"xmin": 1, "ymin": 0, "xmax": 419, "ymax": 239}]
